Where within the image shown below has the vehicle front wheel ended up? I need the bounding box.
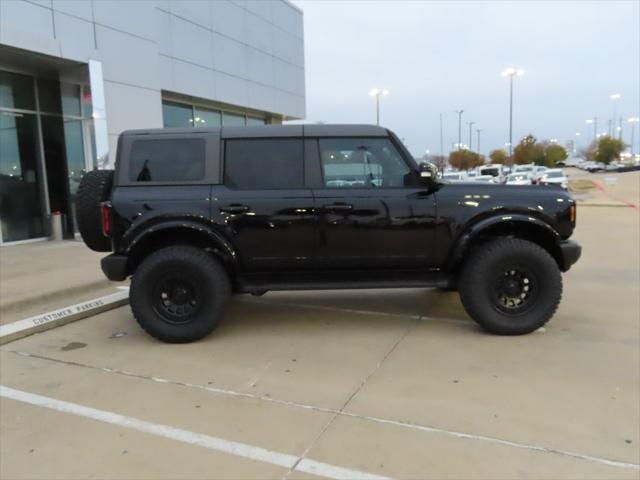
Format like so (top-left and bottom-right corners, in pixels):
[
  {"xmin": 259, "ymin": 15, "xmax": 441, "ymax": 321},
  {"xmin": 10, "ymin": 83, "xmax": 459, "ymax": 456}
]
[
  {"xmin": 130, "ymin": 246, "xmax": 230, "ymax": 343},
  {"xmin": 458, "ymin": 238, "xmax": 562, "ymax": 335}
]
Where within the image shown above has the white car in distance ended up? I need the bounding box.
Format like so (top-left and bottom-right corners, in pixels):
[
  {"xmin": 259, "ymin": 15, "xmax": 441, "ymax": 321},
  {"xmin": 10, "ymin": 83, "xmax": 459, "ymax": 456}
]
[
  {"xmin": 540, "ymin": 169, "xmax": 568, "ymax": 189},
  {"xmin": 506, "ymin": 173, "xmax": 532, "ymax": 186}
]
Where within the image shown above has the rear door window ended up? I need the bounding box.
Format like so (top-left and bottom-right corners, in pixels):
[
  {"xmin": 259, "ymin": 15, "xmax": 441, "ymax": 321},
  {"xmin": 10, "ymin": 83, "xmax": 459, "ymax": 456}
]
[
  {"xmin": 129, "ymin": 138, "xmax": 205, "ymax": 182},
  {"xmin": 224, "ymin": 139, "xmax": 303, "ymax": 189}
]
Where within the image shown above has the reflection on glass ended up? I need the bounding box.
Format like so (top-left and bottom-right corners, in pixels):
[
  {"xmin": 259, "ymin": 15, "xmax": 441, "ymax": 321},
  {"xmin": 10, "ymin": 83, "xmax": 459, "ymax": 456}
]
[
  {"xmin": 0, "ymin": 70, "xmax": 35, "ymax": 110},
  {"xmin": 37, "ymin": 78, "xmax": 63, "ymax": 114},
  {"xmin": 61, "ymin": 83, "xmax": 81, "ymax": 117},
  {"xmin": 223, "ymin": 112, "xmax": 245, "ymax": 126},
  {"xmin": 162, "ymin": 101, "xmax": 193, "ymax": 127},
  {"xmin": 0, "ymin": 112, "xmax": 44, "ymax": 241},
  {"xmin": 194, "ymin": 107, "xmax": 221, "ymax": 127},
  {"xmin": 64, "ymin": 120, "xmax": 86, "ymax": 231},
  {"xmin": 82, "ymin": 85, "xmax": 93, "ymax": 118},
  {"xmin": 247, "ymin": 116, "xmax": 266, "ymax": 126}
]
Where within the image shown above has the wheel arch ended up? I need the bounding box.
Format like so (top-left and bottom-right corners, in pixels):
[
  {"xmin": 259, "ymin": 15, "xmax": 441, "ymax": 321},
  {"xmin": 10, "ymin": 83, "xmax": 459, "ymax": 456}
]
[
  {"xmin": 124, "ymin": 223, "xmax": 238, "ymax": 278},
  {"xmin": 448, "ymin": 214, "xmax": 563, "ymax": 273}
]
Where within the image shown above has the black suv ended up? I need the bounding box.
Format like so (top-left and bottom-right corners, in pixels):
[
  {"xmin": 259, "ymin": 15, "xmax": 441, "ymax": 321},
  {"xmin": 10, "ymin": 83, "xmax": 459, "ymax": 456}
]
[{"xmin": 77, "ymin": 125, "xmax": 581, "ymax": 343}]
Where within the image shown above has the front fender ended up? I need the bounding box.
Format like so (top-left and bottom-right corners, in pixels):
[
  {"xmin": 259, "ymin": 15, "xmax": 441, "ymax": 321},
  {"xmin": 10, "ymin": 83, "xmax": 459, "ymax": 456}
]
[{"xmin": 446, "ymin": 213, "xmax": 561, "ymax": 270}]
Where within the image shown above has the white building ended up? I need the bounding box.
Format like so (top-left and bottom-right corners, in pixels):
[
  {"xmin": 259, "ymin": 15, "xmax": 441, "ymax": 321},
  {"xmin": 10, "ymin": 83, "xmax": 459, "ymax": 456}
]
[{"xmin": 0, "ymin": 0, "xmax": 305, "ymax": 243}]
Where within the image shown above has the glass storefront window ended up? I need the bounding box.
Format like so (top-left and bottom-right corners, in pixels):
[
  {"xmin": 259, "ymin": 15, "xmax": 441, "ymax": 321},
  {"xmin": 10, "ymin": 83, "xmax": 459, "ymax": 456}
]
[
  {"xmin": 223, "ymin": 112, "xmax": 246, "ymax": 126},
  {"xmin": 61, "ymin": 83, "xmax": 81, "ymax": 117},
  {"xmin": 247, "ymin": 116, "xmax": 266, "ymax": 126},
  {"xmin": 194, "ymin": 107, "xmax": 221, "ymax": 127},
  {"xmin": 81, "ymin": 85, "xmax": 93, "ymax": 119},
  {"xmin": 37, "ymin": 78, "xmax": 63, "ymax": 114},
  {"xmin": 63, "ymin": 120, "xmax": 86, "ymax": 231},
  {"xmin": 0, "ymin": 70, "xmax": 35, "ymax": 110},
  {"xmin": 162, "ymin": 101, "xmax": 193, "ymax": 127},
  {"xmin": 0, "ymin": 111, "xmax": 44, "ymax": 242}
]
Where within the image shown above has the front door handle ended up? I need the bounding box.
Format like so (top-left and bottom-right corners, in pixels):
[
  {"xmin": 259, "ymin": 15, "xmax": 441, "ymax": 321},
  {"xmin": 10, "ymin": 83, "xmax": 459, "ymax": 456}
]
[
  {"xmin": 323, "ymin": 203, "xmax": 353, "ymax": 213},
  {"xmin": 220, "ymin": 204, "xmax": 250, "ymax": 214}
]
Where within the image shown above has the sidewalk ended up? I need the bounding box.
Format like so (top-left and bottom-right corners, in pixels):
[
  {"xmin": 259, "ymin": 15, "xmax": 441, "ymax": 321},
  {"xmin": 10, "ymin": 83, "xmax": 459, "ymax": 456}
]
[{"xmin": 0, "ymin": 240, "xmax": 126, "ymax": 324}]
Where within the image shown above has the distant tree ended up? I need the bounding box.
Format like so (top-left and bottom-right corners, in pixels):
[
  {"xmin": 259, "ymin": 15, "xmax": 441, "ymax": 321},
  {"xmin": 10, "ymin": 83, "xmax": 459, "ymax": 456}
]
[
  {"xmin": 594, "ymin": 136, "xmax": 627, "ymax": 164},
  {"xmin": 449, "ymin": 150, "xmax": 483, "ymax": 171},
  {"xmin": 513, "ymin": 135, "xmax": 545, "ymax": 165},
  {"xmin": 432, "ymin": 155, "xmax": 447, "ymax": 172},
  {"xmin": 543, "ymin": 143, "xmax": 568, "ymax": 167},
  {"xmin": 489, "ymin": 149, "xmax": 508, "ymax": 164}
]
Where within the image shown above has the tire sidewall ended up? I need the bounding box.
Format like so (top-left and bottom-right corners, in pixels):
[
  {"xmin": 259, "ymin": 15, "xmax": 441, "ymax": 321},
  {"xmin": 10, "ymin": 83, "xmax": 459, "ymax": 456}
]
[
  {"xmin": 131, "ymin": 247, "xmax": 229, "ymax": 343},
  {"xmin": 461, "ymin": 239, "xmax": 562, "ymax": 335}
]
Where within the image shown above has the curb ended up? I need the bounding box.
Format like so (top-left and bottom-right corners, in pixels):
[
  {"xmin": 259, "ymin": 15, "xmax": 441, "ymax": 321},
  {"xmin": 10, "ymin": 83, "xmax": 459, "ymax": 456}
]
[
  {"xmin": 0, "ymin": 290, "xmax": 129, "ymax": 345},
  {"xmin": 0, "ymin": 279, "xmax": 116, "ymax": 316}
]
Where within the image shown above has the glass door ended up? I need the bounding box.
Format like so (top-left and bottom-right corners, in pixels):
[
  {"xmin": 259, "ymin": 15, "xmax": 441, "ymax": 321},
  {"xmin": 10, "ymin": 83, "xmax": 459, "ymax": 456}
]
[{"xmin": 0, "ymin": 111, "xmax": 45, "ymax": 242}]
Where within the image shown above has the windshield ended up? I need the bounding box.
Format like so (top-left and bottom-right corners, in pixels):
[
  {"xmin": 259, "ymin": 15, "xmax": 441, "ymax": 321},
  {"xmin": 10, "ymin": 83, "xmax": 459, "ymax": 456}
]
[
  {"xmin": 515, "ymin": 166, "xmax": 534, "ymax": 172},
  {"xmin": 508, "ymin": 174, "xmax": 527, "ymax": 181},
  {"xmin": 545, "ymin": 171, "xmax": 564, "ymax": 178}
]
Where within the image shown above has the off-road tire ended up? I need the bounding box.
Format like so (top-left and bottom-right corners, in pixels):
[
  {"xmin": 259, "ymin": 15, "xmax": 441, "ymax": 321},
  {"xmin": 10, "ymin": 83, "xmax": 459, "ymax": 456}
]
[
  {"xmin": 458, "ymin": 238, "xmax": 562, "ymax": 335},
  {"xmin": 130, "ymin": 246, "xmax": 231, "ymax": 343},
  {"xmin": 76, "ymin": 169, "xmax": 114, "ymax": 252}
]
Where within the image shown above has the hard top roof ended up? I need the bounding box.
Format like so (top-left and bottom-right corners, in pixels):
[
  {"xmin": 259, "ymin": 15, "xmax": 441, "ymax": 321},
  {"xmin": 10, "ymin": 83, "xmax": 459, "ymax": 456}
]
[{"xmin": 121, "ymin": 124, "xmax": 389, "ymax": 138}]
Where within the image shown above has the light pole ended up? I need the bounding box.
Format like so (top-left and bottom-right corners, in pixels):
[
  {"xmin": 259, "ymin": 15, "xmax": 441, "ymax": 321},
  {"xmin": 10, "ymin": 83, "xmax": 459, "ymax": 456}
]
[
  {"xmin": 454, "ymin": 110, "xmax": 464, "ymax": 150},
  {"xmin": 629, "ymin": 117, "xmax": 640, "ymax": 155},
  {"xmin": 586, "ymin": 117, "xmax": 598, "ymax": 141},
  {"xmin": 476, "ymin": 129, "xmax": 483, "ymax": 158},
  {"xmin": 369, "ymin": 88, "xmax": 389, "ymax": 126},
  {"xmin": 574, "ymin": 132, "xmax": 581, "ymax": 153},
  {"xmin": 610, "ymin": 93, "xmax": 621, "ymax": 136},
  {"xmin": 501, "ymin": 67, "xmax": 525, "ymax": 157},
  {"xmin": 466, "ymin": 121, "xmax": 475, "ymax": 151}
]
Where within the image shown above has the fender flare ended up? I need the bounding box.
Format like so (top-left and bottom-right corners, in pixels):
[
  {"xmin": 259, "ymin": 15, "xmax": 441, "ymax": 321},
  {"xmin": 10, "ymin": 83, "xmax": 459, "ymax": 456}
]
[
  {"xmin": 446, "ymin": 213, "xmax": 561, "ymax": 270},
  {"xmin": 123, "ymin": 219, "xmax": 238, "ymax": 265}
]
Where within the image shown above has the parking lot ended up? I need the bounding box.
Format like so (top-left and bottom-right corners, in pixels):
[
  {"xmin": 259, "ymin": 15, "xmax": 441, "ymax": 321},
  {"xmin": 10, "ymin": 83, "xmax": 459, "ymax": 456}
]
[{"xmin": 1, "ymin": 172, "xmax": 639, "ymax": 479}]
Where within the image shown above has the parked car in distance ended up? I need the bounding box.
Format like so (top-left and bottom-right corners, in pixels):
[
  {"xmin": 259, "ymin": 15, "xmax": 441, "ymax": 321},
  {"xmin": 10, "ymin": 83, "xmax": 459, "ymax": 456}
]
[
  {"xmin": 513, "ymin": 165, "xmax": 536, "ymax": 175},
  {"xmin": 443, "ymin": 172, "xmax": 466, "ymax": 182},
  {"xmin": 465, "ymin": 170, "xmax": 478, "ymax": 179},
  {"xmin": 506, "ymin": 173, "xmax": 532, "ymax": 185},
  {"xmin": 474, "ymin": 175, "xmax": 495, "ymax": 182},
  {"xmin": 540, "ymin": 169, "xmax": 568, "ymax": 189},
  {"xmin": 76, "ymin": 124, "xmax": 581, "ymax": 343}
]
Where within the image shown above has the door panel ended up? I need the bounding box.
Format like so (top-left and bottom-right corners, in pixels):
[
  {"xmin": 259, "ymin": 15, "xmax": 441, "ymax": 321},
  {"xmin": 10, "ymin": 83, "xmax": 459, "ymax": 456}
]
[
  {"xmin": 313, "ymin": 188, "xmax": 436, "ymax": 269},
  {"xmin": 212, "ymin": 188, "xmax": 316, "ymax": 271}
]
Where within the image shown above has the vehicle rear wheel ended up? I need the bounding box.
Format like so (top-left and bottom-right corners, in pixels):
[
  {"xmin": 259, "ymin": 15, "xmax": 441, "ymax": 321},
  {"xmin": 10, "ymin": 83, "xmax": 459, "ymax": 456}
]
[
  {"xmin": 458, "ymin": 238, "xmax": 562, "ymax": 335},
  {"xmin": 130, "ymin": 245, "xmax": 231, "ymax": 343}
]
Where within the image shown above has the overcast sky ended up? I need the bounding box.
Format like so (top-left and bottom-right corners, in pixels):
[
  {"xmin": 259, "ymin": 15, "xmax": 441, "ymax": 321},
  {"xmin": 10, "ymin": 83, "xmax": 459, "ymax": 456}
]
[{"xmin": 291, "ymin": 0, "xmax": 640, "ymax": 157}]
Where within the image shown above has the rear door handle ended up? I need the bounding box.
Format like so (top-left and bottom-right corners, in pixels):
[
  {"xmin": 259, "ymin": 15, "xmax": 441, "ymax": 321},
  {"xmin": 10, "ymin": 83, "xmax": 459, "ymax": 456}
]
[
  {"xmin": 220, "ymin": 204, "xmax": 250, "ymax": 214},
  {"xmin": 323, "ymin": 203, "xmax": 353, "ymax": 212}
]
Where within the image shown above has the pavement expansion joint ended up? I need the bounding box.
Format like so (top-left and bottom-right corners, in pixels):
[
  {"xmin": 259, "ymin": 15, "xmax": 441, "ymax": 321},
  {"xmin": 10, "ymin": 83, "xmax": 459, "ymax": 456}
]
[{"xmin": 10, "ymin": 346, "xmax": 639, "ymax": 472}]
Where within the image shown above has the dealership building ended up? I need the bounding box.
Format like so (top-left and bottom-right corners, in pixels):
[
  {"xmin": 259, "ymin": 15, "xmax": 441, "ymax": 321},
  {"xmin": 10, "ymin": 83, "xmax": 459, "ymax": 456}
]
[{"xmin": 0, "ymin": 0, "xmax": 305, "ymax": 243}]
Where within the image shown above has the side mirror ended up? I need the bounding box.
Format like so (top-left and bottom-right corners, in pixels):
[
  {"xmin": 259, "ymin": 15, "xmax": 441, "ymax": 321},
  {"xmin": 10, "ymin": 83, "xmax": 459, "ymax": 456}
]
[{"xmin": 419, "ymin": 162, "xmax": 438, "ymax": 181}]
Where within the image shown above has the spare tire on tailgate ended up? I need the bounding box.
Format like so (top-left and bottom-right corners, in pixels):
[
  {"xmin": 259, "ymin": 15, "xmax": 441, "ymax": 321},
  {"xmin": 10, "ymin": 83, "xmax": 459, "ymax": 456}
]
[{"xmin": 76, "ymin": 169, "xmax": 114, "ymax": 252}]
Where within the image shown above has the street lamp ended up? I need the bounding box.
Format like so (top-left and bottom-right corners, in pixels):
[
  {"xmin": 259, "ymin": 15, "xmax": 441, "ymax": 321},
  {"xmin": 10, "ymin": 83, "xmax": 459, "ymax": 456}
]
[
  {"xmin": 369, "ymin": 88, "xmax": 389, "ymax": 126},
  {"xmin": 628, "ymin": 117, "xmax": 640, "ymax": 155},
  {"xmin": 476, "ymin": 129, "xmax": 483, "ymax": 157},
  {"xmin": 466, "ymin": 121, "xmax": 475, "ymax": 151},
  {"xmin": 574, "ymin": 132, "xmax": 581, "ymax": 153},
  {"xmin": 501, "ymin": 67, "xmax": 525, "ymax": 157},
  {"xmin": 454, "ymin": 110, "xmax": 464, "ymax": 151},
  {"xmin": 610, "ymin": 93, "xmax": 621, "ymax": 136}
]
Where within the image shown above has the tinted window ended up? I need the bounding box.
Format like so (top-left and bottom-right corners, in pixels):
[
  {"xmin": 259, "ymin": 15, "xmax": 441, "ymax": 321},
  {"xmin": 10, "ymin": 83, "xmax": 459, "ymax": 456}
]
[
  {"xmin": 162, "ymin": 101, "xmax": 193, "ymax": 127},
  {"xmin": 224, "ymin": 139, "xmax": 303, "ymax": 189},
  {"xmin": 129, "ymin": 138, "xmax": 205, "ymax": 182},
  {"xmin": 318, "ymin": 138, "xmax": 410, "ymax": 188}
]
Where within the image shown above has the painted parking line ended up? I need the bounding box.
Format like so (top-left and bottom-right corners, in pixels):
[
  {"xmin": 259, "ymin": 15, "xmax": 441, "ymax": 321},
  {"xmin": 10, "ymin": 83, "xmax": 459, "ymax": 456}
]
[
  {"xmin": 0, "ymin": 290, "xmax": 129, "ymax": 345},
  {"xmin": 0, "ymin": 385, "xmax": 389, "ymax": 480},
  {"xmin": 10, "ymin": 351, "xmax": 640, "ymax": 472}
]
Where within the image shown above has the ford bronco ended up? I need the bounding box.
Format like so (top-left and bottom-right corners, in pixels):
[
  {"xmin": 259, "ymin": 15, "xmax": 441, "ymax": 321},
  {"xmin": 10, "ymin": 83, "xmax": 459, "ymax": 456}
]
[{"xmin": 77, "ymin": 125, "xmax": 581, "ymax": 343}]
